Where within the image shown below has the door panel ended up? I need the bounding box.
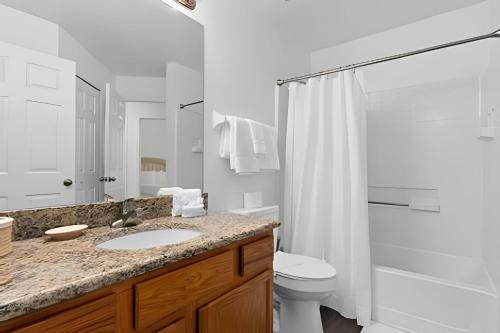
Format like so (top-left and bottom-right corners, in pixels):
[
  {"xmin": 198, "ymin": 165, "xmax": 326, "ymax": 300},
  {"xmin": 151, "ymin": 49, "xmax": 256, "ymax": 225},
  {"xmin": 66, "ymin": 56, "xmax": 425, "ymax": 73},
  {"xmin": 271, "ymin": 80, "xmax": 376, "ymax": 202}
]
[
  {"xmin": 156, "ymin": 318, "xmax": 186, "ymax": 333},
  {"xmin": 104, "ymin": 83, "xmax": 126, "ymax": 201},
  {"xmin": 0, "ymin": 41, "xmax": 76, "ymax": 210},
  {"xmin": 198, "ymin": 270, "xmax": 273, "ymax": 333},
  {"xmin": 76, "ymin": 78, "xmax": 101, "ymax": 204},
  {"xmin": 0, "ymin": 97, "xmax": 8, "ymax": 174}
]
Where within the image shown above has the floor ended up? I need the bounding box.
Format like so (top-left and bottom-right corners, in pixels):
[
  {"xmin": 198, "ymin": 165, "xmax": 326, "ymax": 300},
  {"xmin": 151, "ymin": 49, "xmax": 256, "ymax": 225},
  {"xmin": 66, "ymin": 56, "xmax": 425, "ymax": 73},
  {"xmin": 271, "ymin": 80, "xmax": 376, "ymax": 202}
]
[{"xmin": 320, "ymin": 306, "xmax": 362, "ymax": 333}]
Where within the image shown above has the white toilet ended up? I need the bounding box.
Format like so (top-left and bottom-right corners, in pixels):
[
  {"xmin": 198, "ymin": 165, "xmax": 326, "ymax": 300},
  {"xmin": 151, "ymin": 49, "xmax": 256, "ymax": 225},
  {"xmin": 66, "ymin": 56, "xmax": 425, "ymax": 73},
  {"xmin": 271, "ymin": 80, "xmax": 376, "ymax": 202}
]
[{"xmin": 229, "ymin": 205, "xmax": 337, "ymax": 333}]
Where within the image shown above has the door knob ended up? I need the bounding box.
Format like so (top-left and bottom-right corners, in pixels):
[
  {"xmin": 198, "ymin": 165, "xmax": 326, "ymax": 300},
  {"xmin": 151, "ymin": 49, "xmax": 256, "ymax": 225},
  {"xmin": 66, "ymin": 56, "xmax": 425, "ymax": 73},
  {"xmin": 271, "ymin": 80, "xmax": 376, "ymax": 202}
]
[{"xmin": 63, "ymin": 179, "xmax": 73, "ymax": 187}]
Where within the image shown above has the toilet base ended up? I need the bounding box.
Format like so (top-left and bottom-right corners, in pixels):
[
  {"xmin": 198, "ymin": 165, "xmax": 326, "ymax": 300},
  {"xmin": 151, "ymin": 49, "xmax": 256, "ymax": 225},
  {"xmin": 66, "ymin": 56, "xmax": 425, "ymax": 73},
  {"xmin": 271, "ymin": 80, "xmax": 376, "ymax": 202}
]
[{"xmin": 279, "ymin": 298, "xmax": 323, "ymax": 333}]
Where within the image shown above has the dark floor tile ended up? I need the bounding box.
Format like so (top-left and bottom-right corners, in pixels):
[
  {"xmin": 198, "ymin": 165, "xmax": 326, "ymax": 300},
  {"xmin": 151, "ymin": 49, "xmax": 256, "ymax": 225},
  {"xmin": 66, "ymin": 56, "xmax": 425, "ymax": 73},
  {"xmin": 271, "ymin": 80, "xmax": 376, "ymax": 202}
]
[{"xmin": 320, "ymin": 306, "xmax": 363, "ymax": 333}]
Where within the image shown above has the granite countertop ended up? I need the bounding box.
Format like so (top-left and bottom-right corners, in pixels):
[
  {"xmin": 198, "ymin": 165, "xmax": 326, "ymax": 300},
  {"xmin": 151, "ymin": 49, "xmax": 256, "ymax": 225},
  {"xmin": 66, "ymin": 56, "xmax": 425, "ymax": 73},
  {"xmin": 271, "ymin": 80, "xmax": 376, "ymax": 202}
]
[{"xmin": 0, "ymin": 213, "xmax": 279, "ymax": 321}]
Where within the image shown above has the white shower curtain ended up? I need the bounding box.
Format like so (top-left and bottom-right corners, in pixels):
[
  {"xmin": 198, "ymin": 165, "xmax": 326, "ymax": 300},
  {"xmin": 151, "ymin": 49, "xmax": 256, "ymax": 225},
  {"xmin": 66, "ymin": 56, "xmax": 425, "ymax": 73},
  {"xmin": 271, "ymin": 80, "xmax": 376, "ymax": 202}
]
[{"xmin": 283, "ymin": 70, "xmax": 372, "ymax": 326}]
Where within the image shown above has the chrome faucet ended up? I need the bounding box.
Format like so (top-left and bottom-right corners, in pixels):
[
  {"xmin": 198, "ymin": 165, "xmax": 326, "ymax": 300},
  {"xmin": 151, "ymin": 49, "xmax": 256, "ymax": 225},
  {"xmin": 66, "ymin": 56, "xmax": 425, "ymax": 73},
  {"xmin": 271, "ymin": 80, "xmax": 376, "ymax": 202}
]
[{"xmin": 111, "ymin": 198, "xmax": 143, "ymax": 228}]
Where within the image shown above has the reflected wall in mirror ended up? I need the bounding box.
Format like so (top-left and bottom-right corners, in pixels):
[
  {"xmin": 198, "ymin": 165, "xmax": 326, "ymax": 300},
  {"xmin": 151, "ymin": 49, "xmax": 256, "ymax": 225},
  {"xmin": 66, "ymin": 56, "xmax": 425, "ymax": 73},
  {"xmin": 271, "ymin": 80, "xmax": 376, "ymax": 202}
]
[{"xmin": 0, "ymin": 0, "xmax": 204, "ymax": 211}]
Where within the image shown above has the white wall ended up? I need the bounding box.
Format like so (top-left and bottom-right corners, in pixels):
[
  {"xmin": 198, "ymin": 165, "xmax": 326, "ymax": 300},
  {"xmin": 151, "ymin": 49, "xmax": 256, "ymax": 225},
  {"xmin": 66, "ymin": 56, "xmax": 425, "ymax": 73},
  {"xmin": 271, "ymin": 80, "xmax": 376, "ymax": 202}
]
[
  {"xmin": 311, "ymin": 3, "xmax": 490, "ymax": 75},
  {"xmin": 59, "ymin": 28, "xmax": 115, "ymax": 91},
  {"xmin": 171, "ymin": 1, "xmax": 309, "ymax": 211},
  {"xmin": 311, "ymin": 3, "xmax": 490, "ymax": 258},
  {"xmin": 165, "ymin": 62, "xmax": 203, "ymax": 190},
  {"xmin": 0, "ymin": 4, "xmax": 58, "ymax": 55},
  {"xmin": 116, "ymin": 76, "xmax": 166, "ymax": 102},
  {"xmin": 140, "ymin": 119, "xmax": 168, "ymax": 159},
  {"xmin": 482, "ymin": 0, "xmax": 500, "ymax": 327},
  {"xmin": 125, "ymin": 102, "xmax": 166, "ymax": 198}
]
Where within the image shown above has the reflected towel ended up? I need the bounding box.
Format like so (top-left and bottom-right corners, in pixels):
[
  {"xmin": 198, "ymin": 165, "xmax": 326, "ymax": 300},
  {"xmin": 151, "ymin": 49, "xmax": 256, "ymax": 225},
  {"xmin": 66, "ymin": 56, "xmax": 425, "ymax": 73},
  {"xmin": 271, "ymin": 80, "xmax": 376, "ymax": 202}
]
[{"xmin": 157, "ymin": 187, "xmax": 183, "ymax": 196}]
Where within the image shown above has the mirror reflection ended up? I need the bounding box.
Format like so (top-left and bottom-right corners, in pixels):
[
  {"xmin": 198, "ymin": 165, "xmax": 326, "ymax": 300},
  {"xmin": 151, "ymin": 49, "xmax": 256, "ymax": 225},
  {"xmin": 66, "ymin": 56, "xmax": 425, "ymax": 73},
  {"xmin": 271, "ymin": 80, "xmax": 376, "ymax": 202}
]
[{"xmin": 0, "ymin": 0, "xmax": 204, "ymax": 211}]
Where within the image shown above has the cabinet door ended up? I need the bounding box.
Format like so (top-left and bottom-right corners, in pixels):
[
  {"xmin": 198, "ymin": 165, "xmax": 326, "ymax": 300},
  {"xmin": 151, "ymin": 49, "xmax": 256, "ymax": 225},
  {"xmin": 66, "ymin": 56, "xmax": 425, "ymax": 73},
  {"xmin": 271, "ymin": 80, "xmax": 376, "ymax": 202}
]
[
  {"xmin": 156, "ymin": 318, "xmax": 185, "ymax": 333},
  {"xmin": 198, "ymin": 270, "xmax": 273, "ymax": 333}
]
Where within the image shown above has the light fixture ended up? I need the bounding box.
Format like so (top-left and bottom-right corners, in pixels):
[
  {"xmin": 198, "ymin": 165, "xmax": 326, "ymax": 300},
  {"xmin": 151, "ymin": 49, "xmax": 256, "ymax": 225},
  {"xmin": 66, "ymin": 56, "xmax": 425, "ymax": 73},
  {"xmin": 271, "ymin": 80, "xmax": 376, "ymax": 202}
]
[
  {"xmin": 161, "ymin": 0, "xmax": 196, "ymax": 10},
  {"xmin": 177, "ymin": 0, "xmax": 196, "ymax": 10}
]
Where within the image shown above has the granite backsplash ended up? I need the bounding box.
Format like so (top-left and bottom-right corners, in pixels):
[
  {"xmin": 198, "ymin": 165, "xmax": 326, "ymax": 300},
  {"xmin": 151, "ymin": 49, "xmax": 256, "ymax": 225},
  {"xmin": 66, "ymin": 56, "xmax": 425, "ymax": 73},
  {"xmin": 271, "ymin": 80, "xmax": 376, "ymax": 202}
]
[{"xmin": 0, "ymin": 194, "xmax": 208, "ymax": 241}]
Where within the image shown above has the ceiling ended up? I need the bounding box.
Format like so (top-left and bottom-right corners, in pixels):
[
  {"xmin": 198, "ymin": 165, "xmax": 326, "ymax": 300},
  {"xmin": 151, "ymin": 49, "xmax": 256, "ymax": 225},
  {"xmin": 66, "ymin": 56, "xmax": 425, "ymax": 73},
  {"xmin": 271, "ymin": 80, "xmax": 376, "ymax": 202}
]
[
  {"xmin": 247, "ymin": 0, "xmax": 487, "ymax": 52},
  {"xmin": 0, "ymin": 0, "xmax": 486, "ymax": 75},
  {"xmin": 0, "ymin": 0, "xmax": 204, "ymax": 76}
]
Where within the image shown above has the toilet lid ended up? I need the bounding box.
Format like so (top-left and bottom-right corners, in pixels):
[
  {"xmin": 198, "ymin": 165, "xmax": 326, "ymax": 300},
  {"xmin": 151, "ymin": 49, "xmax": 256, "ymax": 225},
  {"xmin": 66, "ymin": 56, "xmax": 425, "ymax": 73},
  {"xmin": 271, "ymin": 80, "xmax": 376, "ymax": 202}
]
[{"xmin": 274, "ymin": 251, "xmax": 336, "ymax": 280}]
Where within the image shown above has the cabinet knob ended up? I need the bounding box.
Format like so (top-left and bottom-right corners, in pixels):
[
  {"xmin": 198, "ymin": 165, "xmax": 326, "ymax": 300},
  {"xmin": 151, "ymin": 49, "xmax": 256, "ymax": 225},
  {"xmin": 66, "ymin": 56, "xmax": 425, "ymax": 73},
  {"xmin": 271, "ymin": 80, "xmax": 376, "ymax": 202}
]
[{"xmin": 63, "ymin": 179, "xmax": 73, "ymax": 187}]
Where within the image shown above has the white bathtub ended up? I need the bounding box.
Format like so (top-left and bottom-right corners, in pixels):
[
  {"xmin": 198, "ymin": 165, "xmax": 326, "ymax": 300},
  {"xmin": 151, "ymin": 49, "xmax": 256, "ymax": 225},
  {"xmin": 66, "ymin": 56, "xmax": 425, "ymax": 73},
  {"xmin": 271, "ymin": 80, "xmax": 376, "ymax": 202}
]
[{"xmin": 371, "ymin": 242, "xmax": 499, "ymax": 333}]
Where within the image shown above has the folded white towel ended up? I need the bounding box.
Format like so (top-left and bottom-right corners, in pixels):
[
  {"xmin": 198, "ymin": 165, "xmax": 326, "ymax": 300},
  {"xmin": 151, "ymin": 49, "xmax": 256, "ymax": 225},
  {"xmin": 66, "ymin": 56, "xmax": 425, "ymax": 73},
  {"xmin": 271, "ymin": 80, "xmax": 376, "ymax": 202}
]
[
  {"xmin": 229, "ymin": 117, "xmax": 260, "ymax": 174},
  {"xmin": 180, "ymin": 189, "xmax": 202, "ymax": 205},
  {"xmin": 157, "ymin": 187, "xmax": 183, "ymax": 196},
  {"xmin": 181, "ymin": 204, "xmax": 206, "ymax": 218},
  {"xmin": 172, "ymin": 189, "xmax": 202, "ymax": 216},
  {"xmin": 249, "ymin": 120, "xmax": 266, "ymax": 155}
]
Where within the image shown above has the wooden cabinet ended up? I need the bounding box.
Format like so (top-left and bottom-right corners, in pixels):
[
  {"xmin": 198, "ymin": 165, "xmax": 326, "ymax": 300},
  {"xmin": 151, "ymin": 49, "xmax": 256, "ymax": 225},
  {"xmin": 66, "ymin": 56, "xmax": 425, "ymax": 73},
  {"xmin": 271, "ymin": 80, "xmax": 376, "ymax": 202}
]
[
  {"xmin": 0, "ymin": 233, "xmax": 274, "ymax": 333},
  {"xmin": 135, "ymin": 250, "xmax": 234, "ymax": 330},
  {"xmin": 198, "ymin": 271, "xmax": 273, "ymax": 333},
  {"xmin": 12, "ymin": 295, "xmax": 116, "ymax": 333},
  {"xmin": 156, "ymin": 318, "xmax": 186, "ymax": 333},
  {"xmin": 239, "ymin": 236, "xmax": 274, "ymax": 277}
]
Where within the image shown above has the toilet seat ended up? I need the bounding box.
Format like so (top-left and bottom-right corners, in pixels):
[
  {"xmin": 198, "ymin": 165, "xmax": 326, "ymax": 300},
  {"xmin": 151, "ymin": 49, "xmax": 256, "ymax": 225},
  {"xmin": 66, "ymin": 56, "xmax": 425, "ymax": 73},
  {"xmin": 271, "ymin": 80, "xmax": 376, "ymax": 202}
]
[{"xmin": 274, "ymin": 251, "xmax": 336, "ymax": 280}]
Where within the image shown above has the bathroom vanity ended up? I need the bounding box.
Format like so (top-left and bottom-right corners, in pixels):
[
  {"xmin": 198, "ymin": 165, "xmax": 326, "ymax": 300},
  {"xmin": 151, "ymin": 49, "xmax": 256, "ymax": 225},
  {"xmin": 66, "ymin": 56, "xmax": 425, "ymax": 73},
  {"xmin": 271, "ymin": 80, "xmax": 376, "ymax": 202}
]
[{"xmin": 0, "ymin": 213, "xmax": 278, "ymax": 333}]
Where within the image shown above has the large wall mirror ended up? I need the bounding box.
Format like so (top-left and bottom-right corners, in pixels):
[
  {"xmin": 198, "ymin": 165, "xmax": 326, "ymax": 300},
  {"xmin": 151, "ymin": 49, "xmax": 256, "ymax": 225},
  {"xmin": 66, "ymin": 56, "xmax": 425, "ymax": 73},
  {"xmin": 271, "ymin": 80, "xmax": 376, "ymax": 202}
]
[{"xmin": 0, "ymin": 0, "xmax": 204, "ymax": 211}]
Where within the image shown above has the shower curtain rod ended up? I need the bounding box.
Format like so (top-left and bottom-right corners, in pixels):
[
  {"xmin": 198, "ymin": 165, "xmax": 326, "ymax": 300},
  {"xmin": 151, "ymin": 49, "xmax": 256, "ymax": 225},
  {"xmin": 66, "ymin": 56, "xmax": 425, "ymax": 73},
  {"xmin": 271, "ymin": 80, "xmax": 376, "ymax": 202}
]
[
  {"xmin": 277, "ymin": 29, "xmax": 500, "ymax": 86},
  {"xmin": 180, "ymin": 100, "xmax": 204, "ymax": 109}
]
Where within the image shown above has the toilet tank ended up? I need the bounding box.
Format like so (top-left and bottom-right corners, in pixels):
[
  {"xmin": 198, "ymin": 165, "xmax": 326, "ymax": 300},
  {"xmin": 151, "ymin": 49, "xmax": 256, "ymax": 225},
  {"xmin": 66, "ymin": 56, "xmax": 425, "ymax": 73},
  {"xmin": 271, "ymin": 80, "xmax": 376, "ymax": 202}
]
[{"xmin": 229, "ymin": 205, "xmax": 279, "ymax": 251}]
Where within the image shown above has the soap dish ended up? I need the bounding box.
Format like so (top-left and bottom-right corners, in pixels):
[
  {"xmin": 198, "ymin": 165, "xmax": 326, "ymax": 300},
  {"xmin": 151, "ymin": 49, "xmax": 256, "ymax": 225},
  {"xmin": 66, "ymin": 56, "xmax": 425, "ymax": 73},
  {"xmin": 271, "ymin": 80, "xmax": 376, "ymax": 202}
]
[{"xmin": 45, "ymin": 225, "xmax": 89, "ymax": 241}]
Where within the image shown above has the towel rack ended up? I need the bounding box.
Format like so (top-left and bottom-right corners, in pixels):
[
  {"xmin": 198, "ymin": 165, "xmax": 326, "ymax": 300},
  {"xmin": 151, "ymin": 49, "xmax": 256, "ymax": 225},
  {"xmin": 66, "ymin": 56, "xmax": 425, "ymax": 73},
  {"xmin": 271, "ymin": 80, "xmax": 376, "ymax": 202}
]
[{"xmin": 212, "ymin": 110, "xmax": 279, "ymax": 130}]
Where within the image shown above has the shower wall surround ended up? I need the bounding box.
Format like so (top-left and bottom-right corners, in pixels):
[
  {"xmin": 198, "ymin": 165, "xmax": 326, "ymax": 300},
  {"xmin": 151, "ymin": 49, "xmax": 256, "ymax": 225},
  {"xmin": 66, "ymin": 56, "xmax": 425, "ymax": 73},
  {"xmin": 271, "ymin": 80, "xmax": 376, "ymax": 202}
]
[
  {"xmin": 310, "ymin": 2, "xmax": 489, "ymax": 258},
  {"xmin": 0, "ymin": 194, "xmax": 208, "ymax": 241}
]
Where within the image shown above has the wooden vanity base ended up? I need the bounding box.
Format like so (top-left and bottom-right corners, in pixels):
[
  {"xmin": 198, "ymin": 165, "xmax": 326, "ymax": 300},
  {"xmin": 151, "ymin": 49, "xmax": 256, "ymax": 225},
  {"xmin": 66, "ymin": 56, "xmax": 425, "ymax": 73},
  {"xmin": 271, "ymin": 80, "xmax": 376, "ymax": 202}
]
[{"xmin": 0, "ymin": 232, "xmax": 275, "ymax": 333}]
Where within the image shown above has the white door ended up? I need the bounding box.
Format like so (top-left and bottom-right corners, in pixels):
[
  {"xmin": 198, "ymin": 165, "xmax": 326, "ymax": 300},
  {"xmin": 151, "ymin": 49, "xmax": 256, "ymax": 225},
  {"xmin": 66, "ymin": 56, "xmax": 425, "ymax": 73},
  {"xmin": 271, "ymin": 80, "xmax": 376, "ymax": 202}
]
[
  {"xmin": 104, "ymin": 83, "xmax": 126, "ymax": 201},
  {"xmin": 76, "ymin": 78, "xmax": 102, "ymax": 204},
  {"xmin": 0, "ymin": 41, "xmax": 76, "ymax": 210}
]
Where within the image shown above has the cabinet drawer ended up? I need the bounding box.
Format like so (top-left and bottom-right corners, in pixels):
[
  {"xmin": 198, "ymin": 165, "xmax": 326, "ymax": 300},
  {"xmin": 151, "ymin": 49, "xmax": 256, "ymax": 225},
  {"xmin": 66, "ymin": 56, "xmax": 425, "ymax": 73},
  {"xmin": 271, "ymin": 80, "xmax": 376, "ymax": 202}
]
[
  {"xmin": 13, "ymin": 295, "xmax": 116, "ymax": 333},
  {"xmin": 239, "ymin": 236, "xmax": 274, "ymax": 277},
  {"xmin": 135, "ymin": 250, "xmax": 234, "ymax": 330}
]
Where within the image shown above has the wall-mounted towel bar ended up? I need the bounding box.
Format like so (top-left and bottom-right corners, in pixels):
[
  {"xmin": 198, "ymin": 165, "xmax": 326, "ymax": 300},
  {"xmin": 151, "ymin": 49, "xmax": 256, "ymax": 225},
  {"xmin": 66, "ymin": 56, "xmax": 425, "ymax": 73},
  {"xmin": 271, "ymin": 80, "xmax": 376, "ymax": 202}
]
[{"xmin": 212, "ymin": 110, "xmax": 277, "ymax": 130}]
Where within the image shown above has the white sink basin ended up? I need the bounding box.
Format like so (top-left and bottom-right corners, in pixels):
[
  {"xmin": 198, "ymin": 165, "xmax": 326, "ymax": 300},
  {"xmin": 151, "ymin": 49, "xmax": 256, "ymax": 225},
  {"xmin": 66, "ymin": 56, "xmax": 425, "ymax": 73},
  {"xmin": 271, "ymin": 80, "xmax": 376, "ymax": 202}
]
[{"xmin": 96, "ymin": 229, "xmax": 202, "ymax": 250}]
